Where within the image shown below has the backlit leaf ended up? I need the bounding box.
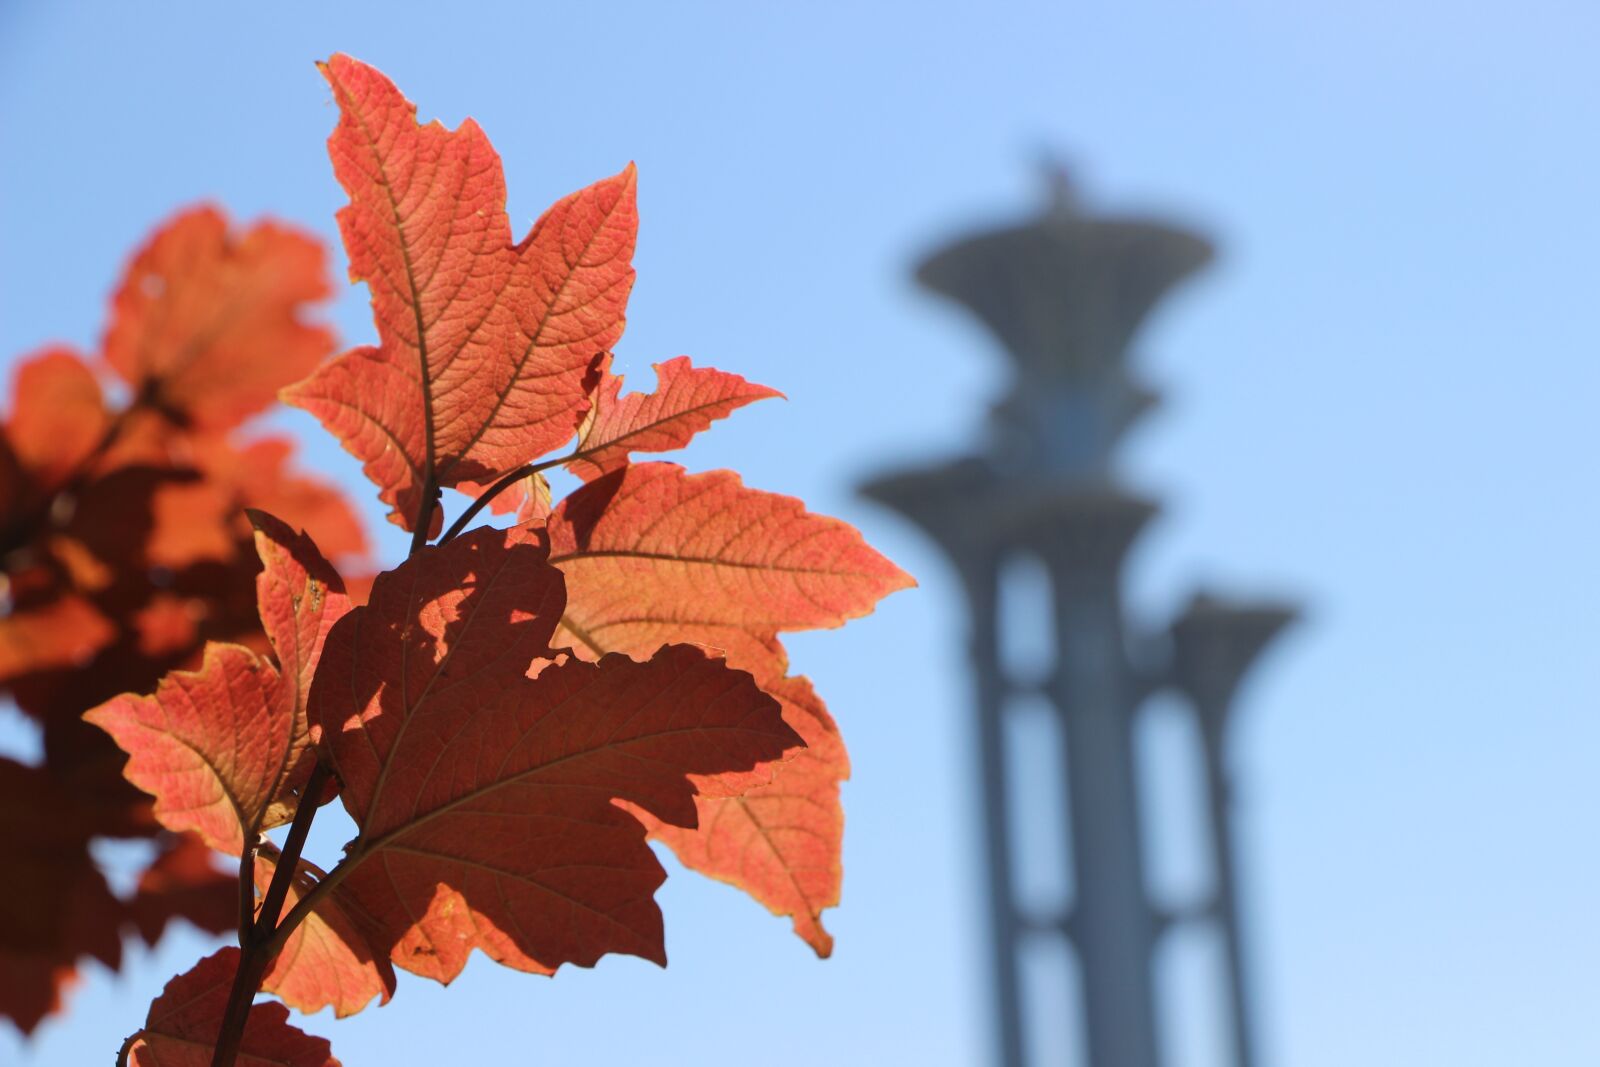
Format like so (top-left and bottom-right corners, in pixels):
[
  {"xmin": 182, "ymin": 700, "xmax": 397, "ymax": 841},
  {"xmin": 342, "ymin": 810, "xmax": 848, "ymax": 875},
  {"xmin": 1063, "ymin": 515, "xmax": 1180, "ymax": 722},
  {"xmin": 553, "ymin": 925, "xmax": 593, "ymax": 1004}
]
[
  {"xmin": 285, "ymin": 54, "xmax": 636, "ymax": 533},
  {"xmin": 86, "ymin": 515, "xmax": 351, "ymax": 854},
  {"xmin": 310, "ymin": 526, "xmax": 799, "ymax": 981},
  {"xmin": 566, "ymin": 356, "xmax": 781, "ymax": 481},
  {"xmin": 546, "ymin": 462, "xmax": 911, "ymax": 954},
  {"xmin": 122, "ymin": 948, "xmax": 339, "ymax": 1067},
  {"xmin": 102, "ymin": 206, "xmax": 333, "ymax": 431},
  {"xmin": 633, "ymin": 674, "xmax": 846, "ymax": 957},
  {"xmin": 548, "ymin": 462, "xmax": 913, "ymax": 658},
  {"xmin": 0, "ymin": 758, "xmax": 123, "ymax": 1033},
  {"xmin": 255, "ymin": 848, "xmax": 394, "ymax": 1019},
  {"xmin": 0, "ymin": 594, "xmax": 115, "ymax": 685},
  {"xmin": 5, "ymin": 347, "xmax": 109, "ymax": 491}
]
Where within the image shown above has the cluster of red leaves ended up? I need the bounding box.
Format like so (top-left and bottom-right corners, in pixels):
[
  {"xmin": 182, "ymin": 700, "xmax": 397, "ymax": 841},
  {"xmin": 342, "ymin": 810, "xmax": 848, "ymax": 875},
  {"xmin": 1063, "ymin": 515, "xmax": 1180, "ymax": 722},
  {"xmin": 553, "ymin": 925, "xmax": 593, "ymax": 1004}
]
[
  {"xmin": 0, "ymin": 206, "xmax": 369, "ymax": 1035},
  {"xmin": 70, "ymin": 54, "xmax": 909, "ymax": 1065}
]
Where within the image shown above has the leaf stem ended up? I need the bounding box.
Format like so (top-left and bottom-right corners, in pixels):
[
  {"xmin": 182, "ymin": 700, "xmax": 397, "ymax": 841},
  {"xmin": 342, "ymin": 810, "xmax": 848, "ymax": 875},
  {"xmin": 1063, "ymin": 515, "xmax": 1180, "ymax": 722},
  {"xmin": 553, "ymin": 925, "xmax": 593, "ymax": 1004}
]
[
  {"xmin": 259, "ymin": 848, "xmax": 358, "ymax": 961},
  {"xmin": 209, "ymin": 760, "xmax": 331, "ymax": 1067},
  {"xmin": 435, "ymin": 452, "xmax": 571, "ymax": 546},
  {"xmin": 256, "ymin": 762, "xmax": 328, "ymax": 933},
  {"xmin": 236, "ymin": 838, "xmax": 256, "ymax": 947},
  {"xmin": 408, "ymin": 476, "xmax": 439, "ymax": 557}
]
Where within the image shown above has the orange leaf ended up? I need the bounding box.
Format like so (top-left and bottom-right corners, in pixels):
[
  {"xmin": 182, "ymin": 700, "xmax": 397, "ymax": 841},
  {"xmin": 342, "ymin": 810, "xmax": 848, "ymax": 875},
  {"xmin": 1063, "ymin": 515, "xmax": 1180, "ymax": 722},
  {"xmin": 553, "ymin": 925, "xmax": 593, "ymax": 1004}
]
[
  {"xmin": 146, "ymin": 478, "xmax": 238, "ymax": 568},
  {"xmin": 97, "ymin": 435, "xmax": 371, "ymax": 573},
  {"xmin": 546, "ymin": 462, "xmax": 911, "ymax": 954},
  {"xmin": 86, "ymin": 514, "xmax": 351, "ymax": 854},
  {"xmin": 309, "ymin": 526, "xmax": 799, "ymax": 981},
  {"xmin": 102, "ymin": 205, "xmax": 334, "ymax": 431},
  {"xmin": 568, "ymin": 356, "xmax": 781, "ymax": 481},
  {"xmin": 286, "ymin": 55, "xmax": 636, "ymax": 533},
  {"xmin": 0, "ymin": 594, "xmax": 115, "ymax": 685},
  {"xmin": 4, "ymin": 347, "xmax": 109, "ymax": 491},
  {"xmin": 255, "ymin": 848, "xmax": 394, "ymax": 1019},
  {"xmin": 548, "ymin": 462, "xmax": 913, "ymax": 659},
  {"xmin": 0, "ymin": 591, "xmax": 116, "ymax": 684},
  {"xmin": 516, "ymin": 469, "xmax": 554, "ymax": 525},
  {"xmin": 225, "ymin": 438, "xmax": 369, "ymax": 566},
  {"xmin": 635, "ymin": 675, "xmax": 846, "ymax": 957},
  {"xmin": 122, "ymin": 947, "xmax": 339, "ymax": 1067}
]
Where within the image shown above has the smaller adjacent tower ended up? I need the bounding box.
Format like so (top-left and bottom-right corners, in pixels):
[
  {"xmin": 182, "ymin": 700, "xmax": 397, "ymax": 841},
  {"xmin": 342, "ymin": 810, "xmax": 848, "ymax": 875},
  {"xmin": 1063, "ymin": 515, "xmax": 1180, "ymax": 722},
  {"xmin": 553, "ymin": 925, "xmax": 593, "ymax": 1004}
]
[{"xmin": 861, "ymin": 169, "xmax": 1295, "ymax": 1067}]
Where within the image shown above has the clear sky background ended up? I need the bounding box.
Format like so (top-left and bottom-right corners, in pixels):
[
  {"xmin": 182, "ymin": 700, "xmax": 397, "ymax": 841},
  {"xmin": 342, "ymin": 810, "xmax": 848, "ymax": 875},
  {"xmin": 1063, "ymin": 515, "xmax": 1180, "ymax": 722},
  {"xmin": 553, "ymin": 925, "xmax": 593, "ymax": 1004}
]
[{"xmin": 3, "ymin": 2, "xmax": 1598, "ymax": 1065}]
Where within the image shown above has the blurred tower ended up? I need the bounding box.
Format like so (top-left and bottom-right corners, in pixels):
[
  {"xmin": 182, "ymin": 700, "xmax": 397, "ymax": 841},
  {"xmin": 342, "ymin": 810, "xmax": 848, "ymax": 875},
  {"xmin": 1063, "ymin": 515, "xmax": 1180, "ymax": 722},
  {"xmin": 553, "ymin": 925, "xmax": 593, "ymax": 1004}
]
[{"xmin": 861, "ymin": 170, "xmax": 1294, "ymax": 1067}]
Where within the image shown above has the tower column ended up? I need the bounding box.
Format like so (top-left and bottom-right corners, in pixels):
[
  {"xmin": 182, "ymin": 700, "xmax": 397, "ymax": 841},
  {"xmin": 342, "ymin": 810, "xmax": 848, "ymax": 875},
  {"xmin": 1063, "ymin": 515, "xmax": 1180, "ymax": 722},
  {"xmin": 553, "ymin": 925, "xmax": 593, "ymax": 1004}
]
[
  {"xmin": 1039, "ymin": 496, "xmax": 1161, "ymax": 1067},
  {"xmin": 1051, "ymin": 567, "xmax": 1158, "ymax": 1067},
  {"xmin": 958, "ymin": 551, "xmax": 1027, "ymax": 1067},
  {"xmin": 1171, "ymin": 598, "xmax": 1297, "ymax": 1067}
]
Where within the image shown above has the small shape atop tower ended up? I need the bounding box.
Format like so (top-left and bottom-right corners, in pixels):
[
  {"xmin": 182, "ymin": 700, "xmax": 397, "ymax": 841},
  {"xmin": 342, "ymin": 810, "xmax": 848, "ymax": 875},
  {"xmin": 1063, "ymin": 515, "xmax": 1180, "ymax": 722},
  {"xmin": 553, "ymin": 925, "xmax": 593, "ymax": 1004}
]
[{"xmin": 914, "ymin": 165, "xmax": 1212, "ymax": 479}]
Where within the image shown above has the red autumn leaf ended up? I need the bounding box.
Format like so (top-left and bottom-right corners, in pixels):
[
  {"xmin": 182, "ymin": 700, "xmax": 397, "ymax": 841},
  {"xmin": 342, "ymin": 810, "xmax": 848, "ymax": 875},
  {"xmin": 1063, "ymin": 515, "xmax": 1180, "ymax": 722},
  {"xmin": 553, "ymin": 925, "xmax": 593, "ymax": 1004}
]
[
  {"xmin": 548, "ymin": 462, "xmax": 913, "ymax": 659},
  {"xmin": 86, "ymin": 514, "xmax": 351, "ymax": 854},
  {"xmin": 0, "ymin": 758, "xmax": 125, "ymax": 1033},
  {"xmin": 567, "ymin": 356, "xmax": 781, "ymax": 481},
  {"xmin": 0, "ymin": 55, "xmax": 918, "ymax": 1059},
  {"xmin": 0, "ymin": 201, "xmax": 366, "ymax": 1040},
  {"xmin": 45, "ymin": 465, "xmax": 229, "ymax": 581},
  {"xmin": 128, "ymin": 595, "xmax": 203, "ymax": 658},
  {"xmin": 5, "ymin": 347, "xmax": 109, "ymax": 491},
  {"xmin": 0, "ymin": 436, "xmax": 20, "ymax": 520},
  {"xmin": 113, "ymin": 435, "xmax": 371, "ymax": 575},
  {"xmin": 285, "ymin": 54, "xmax": 636, "ymax": 533},
  {"xmin": 0, "ymin": 594, "xmax": 115, "ymax": 685},
  {"xmin": 546, "ymin": 462, "xmax": 911, "ymax": 954},
  {"xmin": 516, "ymin": 469, "xmax": 554, "ymax": 525},
  {"xmin": 0, "ymin": 955, "xmax": 74, "ymax": 1039},
  {"xmin": 102, "ymin": 205, "xmax": 334, "ymax": 431},
  {"xmin": 253, "ymin": 848, "xmax": 395, "ymax": 1019},
  {"xmin": 308, "ymin": 526, "xmax": 799, "ymax": 981},
  {"xmin": 222, "ymin": 438, "xmax": 369, "ymax": 567},
  {"xmin": 629, "ymin": 674, "xmax": 847, "ymax": 957},
  {"xmin": 121, "ymin": 948, "xmax": 339, "ymax": 1067},
  {"xmin": 0, "ymin": 867, "xmax": 124, "ymax": 1035},
  {"xmin": 128, "ymin": 832, "xmax": 237, "ymax": 946},
  {"xmin": 147, "ymin": 478, "xmax": 239, "ymax": 568}
]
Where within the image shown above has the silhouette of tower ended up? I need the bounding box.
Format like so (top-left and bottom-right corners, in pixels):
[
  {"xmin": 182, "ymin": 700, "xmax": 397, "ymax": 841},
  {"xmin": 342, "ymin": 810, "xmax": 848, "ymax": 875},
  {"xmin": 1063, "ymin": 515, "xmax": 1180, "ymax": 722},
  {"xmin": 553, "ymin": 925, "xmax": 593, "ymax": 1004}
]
[{"xmin": 861, "ymin": 169, "xmax": 1295, "ymax": 1067}]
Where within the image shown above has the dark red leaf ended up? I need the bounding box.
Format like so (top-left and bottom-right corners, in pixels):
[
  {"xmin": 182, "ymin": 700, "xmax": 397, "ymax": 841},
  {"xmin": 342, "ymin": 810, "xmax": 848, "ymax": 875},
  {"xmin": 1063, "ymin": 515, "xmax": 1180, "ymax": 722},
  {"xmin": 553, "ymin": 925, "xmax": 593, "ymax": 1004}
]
[
  {"xmin": 122, "ymin": 948, "xmax": 339, "ymax": 1067},
  {"xmin": 310, "ymin": 526, "xmax": 799, "ymax": 981}
]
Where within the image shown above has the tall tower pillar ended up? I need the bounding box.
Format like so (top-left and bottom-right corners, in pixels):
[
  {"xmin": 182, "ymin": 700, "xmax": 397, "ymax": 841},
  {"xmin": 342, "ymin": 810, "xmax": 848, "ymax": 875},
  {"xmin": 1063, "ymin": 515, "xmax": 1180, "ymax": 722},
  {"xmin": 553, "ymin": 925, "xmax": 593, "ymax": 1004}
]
[{"xmin": 862, "ymin": 171, "xmax": 1294, "ymax": 1067}]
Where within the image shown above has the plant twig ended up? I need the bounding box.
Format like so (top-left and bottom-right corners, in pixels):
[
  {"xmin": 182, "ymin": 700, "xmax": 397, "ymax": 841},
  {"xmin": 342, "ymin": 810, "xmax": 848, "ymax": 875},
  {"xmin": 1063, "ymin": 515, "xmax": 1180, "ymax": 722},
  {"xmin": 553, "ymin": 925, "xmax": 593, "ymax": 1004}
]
[
  {"xmin": 255, "ymin": 763, "xmax": 328, "ymax": 934},
  {"xmin": 259, "ymin": 849, "xmax": 357, "ymax": 961},
  {"xmin": 208, "ymin": 760, "xmax": 331, "ymax": 1067},
  {"xmin": 236, "ymin": 838, "xmax": 256, "ymax": 947},
  {"xmin": 408, "ymin": 476, "xmax": 440, "ymax": 557},
  {"xmin": 435, "ymin": 452, "xmax": 571, "ymax": 546}
]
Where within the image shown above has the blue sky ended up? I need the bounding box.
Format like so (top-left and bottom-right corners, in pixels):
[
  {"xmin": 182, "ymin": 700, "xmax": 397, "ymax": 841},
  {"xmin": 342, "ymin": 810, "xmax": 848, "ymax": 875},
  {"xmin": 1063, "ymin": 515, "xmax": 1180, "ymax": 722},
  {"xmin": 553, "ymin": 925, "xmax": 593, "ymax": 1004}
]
[{"xmin": 3, "ymin": 2, "xmax": 1598, "ymax": 1065}]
